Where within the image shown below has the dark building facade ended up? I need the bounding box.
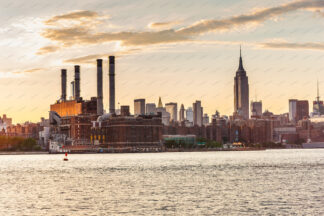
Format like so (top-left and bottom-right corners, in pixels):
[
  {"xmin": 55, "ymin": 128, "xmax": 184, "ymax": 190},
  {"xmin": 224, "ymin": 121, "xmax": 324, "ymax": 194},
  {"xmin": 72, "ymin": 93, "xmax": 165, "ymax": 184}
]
[
  {"xmin": 234, "ymin": 48, "xmax": 249, "ymax": 119},
  {"xmin": 296, "ymin": 100, "xmax": 309, "ymax": 122},
  {"xmin": 91, "ymin": 114, "xmax": 163, "ymax": 151}
]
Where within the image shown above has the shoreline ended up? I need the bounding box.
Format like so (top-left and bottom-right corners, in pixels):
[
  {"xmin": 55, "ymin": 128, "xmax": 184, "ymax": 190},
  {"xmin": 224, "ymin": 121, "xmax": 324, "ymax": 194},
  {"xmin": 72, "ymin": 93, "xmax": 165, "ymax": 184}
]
[{"xmin": 0, "ymin": 151, "xmax": 48, "ymax": 155}]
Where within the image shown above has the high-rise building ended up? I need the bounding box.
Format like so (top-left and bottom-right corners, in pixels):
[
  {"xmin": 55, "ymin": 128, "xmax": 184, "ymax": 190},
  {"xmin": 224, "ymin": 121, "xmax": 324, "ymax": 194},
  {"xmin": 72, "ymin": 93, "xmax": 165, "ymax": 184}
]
[
  {"xmin": 146, "ymin": 103, "xmax": 156, "ymax": 115},
  {"xmin": 165, "ymin": 102, "xmax": 178, "ymax": 122},
  {"xmin": 313, "ymin": 80, "xmax": 324, "ymax": 115},
  {"xmin": 134, "ymin": 99, "xmax": 145, "ymax": 115},
  {"xmin": 296, "ymin": 100, "xmax": 309, "ymax": 122},
  {"xmin": 251, "ymin": 101, "xmax": 262, "ymax": 117},
  {"xmin": 186, "ymin": 107, "xmax": 193, "ymax": 123},
  {"xmin": 193, "ymin": 100, "xmax": 203, "ymax": 126},
  {"xmin": 203, "ymin": 114, "xmax": 209, "ymax": 126},
  {"xmin": 289, "ymin": 99, "xmax": 297, "ymax": 122},
  {"xmin": 289, "ymin": 99, "xmax": 309, "ymax": 123},
  {"xmin": 156, "ymin": 107, "xmax": 170, "ymax": 126},
  {"xmin": 234, "ymin": 47, "xmax": 249, "ymax": 119},
  {"xmin": 179, "ymin": 104, "xmax": 185, "ymax": 122}
]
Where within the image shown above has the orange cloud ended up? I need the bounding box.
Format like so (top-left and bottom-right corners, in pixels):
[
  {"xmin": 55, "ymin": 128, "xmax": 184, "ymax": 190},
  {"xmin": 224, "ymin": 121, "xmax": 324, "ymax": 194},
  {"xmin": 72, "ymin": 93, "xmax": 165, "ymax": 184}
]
[
  {"xmin": 36, "ymin": 45, "xmax": 61, "ymax": 55},
  {"xmin": 39, "ymin": 0, "xmax": 324, "ymax": 52},
  {"xmin": 148, "ymin": 21, "xmax": 181, "ymax": 29},
  {"xmin": 45, "ymin": 10, "xmax": 99, "ymax": 25},
  {"xmin": 260, "ymin": 42, "xmax": 324, "ymax": 51}
]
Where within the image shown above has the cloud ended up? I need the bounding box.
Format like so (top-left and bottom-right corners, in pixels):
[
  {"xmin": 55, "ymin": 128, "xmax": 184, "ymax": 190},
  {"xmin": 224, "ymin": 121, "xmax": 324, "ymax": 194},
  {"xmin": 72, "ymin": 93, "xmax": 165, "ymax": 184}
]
[
  {"xmin": 12, "ymin": 68, "xmax": 44, "ymax": 74},
  {"xmin": 36, "ymin": 45, "xmax": 61, "ymax": 55},
  {"xmin": 45, "ymin": 10, "xmax": 99, "ymax": 25},
  {"xmin": 64, "ymin": 48, "xmax": 142, "ymax": 64},
  {"xmin": 177, "ymin": 0, "xmax": 324, "ymax": 35},
  {"xmin": 40, "ymin": 0, "xmax": 324, "ymax": 50},
  {"xmin": 148, "ymin": 21, "xmax": 181, "ymax": 29},
  {"xmin": 260, "ymin": 42, "xmax": 324, "ymax": 51}
]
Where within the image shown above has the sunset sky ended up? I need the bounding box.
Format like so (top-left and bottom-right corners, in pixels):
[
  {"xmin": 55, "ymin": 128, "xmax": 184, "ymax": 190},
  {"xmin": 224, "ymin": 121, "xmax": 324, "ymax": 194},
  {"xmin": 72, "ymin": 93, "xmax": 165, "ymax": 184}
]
[{"xmin": 1, "ymin": 0, "xmax": 324, "ymax": 123}]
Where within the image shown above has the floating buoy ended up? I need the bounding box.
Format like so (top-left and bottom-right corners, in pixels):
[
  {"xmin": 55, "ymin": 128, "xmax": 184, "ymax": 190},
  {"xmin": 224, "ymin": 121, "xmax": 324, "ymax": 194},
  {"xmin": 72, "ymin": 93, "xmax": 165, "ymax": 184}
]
[{"xmin": 63, "ymin": 152, "xmax": 68, "ymax": 161}]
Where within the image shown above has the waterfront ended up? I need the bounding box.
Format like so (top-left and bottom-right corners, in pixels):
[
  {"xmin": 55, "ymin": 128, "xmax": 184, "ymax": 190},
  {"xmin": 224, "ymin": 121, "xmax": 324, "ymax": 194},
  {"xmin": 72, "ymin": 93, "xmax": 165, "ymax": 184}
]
[{"xmin": 0, "ymin": 149, "xmax": 323, "ymax": 215}]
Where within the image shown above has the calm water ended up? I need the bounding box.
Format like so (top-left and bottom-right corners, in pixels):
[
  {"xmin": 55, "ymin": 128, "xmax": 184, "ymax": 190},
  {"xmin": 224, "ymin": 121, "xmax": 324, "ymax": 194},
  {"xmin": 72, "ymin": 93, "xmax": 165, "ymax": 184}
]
[{"xmin": 0, "ymin": 150, "xmax": 323, "ymax": 215}]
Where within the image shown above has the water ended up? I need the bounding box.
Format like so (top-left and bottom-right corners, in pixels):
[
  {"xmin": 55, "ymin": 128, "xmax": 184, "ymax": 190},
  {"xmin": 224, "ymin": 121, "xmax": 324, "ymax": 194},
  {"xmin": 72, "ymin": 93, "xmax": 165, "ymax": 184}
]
[{"xmin": 0, "ymin": 149, "xmax": 323, "ymax": 215}]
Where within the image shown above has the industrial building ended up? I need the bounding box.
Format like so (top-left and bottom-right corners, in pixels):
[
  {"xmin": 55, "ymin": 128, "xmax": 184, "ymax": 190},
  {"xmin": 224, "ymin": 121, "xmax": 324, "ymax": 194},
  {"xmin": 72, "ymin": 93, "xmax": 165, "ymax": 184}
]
[
  {"xmin": 91, "ymin": 107, "xmax": 163, "ymax": 152},
  {"xmin": 49, "ymin": 56, "xmax": 164, "ymax": 152}
]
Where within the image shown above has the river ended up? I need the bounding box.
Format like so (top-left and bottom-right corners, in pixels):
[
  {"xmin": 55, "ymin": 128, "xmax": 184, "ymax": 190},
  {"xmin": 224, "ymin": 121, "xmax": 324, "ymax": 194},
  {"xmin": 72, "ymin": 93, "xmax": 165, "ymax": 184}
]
[{"xmin": 0, "ymin": 149, "xmax": 323, "ymax": 215}]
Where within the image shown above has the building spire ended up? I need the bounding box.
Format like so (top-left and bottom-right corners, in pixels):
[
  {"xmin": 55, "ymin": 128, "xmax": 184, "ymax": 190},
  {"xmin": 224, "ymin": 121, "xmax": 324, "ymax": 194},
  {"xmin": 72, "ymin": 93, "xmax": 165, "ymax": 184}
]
[
  {"xmin": 158, "ymin": 97, "xmax": 163, "ymax": 108},
  {"xmin": 238, "ymin": 45, "xmax": 244, "ymax": 70}
]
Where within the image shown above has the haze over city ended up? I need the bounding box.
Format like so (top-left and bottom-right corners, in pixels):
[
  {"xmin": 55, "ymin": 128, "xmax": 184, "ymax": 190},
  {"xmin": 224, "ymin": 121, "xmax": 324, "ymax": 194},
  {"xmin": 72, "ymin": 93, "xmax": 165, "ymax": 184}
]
[{"xmin": 1, "ymin": 0, "xmax": 324, "ymax": 123}]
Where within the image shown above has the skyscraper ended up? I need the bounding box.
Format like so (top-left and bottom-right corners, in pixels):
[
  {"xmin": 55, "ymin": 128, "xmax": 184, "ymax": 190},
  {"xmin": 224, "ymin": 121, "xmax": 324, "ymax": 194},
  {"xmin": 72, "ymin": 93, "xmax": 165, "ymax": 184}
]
[
  {"xmin": 165, "ymin": 102, "xmax": 178, "ymax": 122},
  {"xmin": 146, "ymin": 103, "xmax": 156, "ymax": 115},
  {"xmin": 134, "ymin": 99, "xmax": 145, "ymax": 115},
  {"xmin": 313, "ymin": 80, "xmax": 324, "ymax": 115},
  {"xmin": 234, "ymin": 47, "xmax": 249, "ymax": 119},
  {"xmin": 186, "ymin": 107, "xmax": 193, "ymax": 123},
  {"xmin": 179, "ymin": 104, "xmax": 185, "ymax": 122},
  {"xmin": 251, "ymin": 101, "xmax": 262, "ymax": 117},
  {"xmin": 296, "ymin": 100, "xmax": 309, "ymax": 122},
  {"xmin": 193, "ymin": 100, "xmax": 203, "ymax": 126},
  {"xmin": 289, "ymin": 99, "xmax": 297, "ymax": 122}
]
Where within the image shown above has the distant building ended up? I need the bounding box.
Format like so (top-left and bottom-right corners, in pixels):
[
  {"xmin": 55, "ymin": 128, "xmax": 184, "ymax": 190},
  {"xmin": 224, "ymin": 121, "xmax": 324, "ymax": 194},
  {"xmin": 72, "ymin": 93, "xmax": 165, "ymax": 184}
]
[
  {"xmin": 313, "ymin": 81, "xmax": 324, "ymax": 115},
  {"xmin": 296, "ymin": 100, "xmax": 309, "ymax": 122},
  {"xmin": 203, "ymin": 114, "xmax": 209, "ymax": 126},
  {"xmin": 165, "ymin": 102, "xmax": 178, "ymax": 122},
  {"xmin": 193, "ymin": 100, "xmax": 203, "ymax": 126},
  {"xmin": 289, "ymin": 99, "xmax": 297, "ymax": 122},
  {"xmin": 251, "ymin": 101, "xmax": 262, "ymax": 117},
  {"xmin": 134, "ymin": 99, "xmax": 145, "ymax": 115},
  {"xmin": 234, "ymin": 47, "xmax": 249, "ymax": 119},
  {"xmin": 91, "ymin": 112, "xmax": 163, "ymax": 151},
  {"xmin": 186, "ymin": 107, "xmax": 193, "ymax": 123},
  {"xmin": 313, "ymin": 100, "xmax": 324, "ymax": 115},
  {"xmin": 156, "ymin": 107, "xmax": 171, "ymax": 126},
  {"xmin": 179, "ymin": 104, "xmax": 185, "ymax": 122},
  {"xmin": 146, "ymin": 103, "xmax": 156, "ymax": 115},
  {"xmin": 289, "ymin": 99, "xmax": 309, "ymax": 123}
]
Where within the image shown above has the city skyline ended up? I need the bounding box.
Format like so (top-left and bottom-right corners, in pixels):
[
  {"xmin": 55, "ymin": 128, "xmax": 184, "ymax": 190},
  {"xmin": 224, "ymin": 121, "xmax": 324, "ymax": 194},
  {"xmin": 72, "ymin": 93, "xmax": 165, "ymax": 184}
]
[{"xmin": 1, "ymin": 0, "xmax": 324, "ymax": 123}]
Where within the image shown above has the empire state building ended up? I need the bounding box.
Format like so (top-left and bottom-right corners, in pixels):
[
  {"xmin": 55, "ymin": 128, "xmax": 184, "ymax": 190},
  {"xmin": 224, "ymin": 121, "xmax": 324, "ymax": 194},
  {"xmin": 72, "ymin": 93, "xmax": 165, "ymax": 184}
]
[{"xmin": 234, "ymin": 47, "xmax": 249, "ymax": 119}]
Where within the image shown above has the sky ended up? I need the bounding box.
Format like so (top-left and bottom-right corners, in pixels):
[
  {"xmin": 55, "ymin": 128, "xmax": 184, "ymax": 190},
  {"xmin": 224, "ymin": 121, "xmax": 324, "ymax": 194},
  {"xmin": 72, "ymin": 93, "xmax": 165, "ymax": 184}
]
[{"xmin": 0, "ymin": 0, "xmax": 324, "ymax": 124}]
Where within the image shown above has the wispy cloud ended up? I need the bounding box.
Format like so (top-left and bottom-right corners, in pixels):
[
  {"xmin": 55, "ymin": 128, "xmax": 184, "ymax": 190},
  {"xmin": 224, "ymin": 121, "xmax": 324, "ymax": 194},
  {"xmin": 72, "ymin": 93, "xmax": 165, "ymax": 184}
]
[
  {"xmin": 12, "ymin": 68, "xmax": 44, "ymax": 74},
  {"xmin": 36, "ymin": 45, "xmax": 61, "ymax": 55},
  {"xmin": 148, "ymin": 21, "xmax": 181, "ymax": 29},
  {"xmin": 45, "ymin": 10, "xmax": 100, "ymax": 25},
  {"xmin": 39, "ymin": 0, "xmax": 324, "ymax": 54},
  {"xmin": 177, "ymin": 0, "xmax": 324, "ymax": 35},
  {"xmin": 260, "ymin": 41, "xmax": 324, "ymax": 51}
]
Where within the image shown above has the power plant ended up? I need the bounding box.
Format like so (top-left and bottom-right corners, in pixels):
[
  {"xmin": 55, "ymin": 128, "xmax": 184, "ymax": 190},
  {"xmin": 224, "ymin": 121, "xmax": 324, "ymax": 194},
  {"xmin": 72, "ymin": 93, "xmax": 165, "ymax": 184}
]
[{"xmin": 49, "ymin": 56, "xmax": 163, "ymax": 153}]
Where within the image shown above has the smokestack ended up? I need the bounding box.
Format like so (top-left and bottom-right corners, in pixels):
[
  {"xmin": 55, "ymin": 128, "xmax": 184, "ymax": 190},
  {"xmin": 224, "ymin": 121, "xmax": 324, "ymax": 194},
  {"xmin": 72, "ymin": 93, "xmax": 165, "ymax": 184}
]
[
  {"xmin": 74, "ymin": 65, "xmax": 80, "ymax": 100},
  {"xmin": 109, "ymin": 56, "xmax": 115, "ymax": 114},
  {"xmin": 61, "ymin": 69, "xmax": 67, "ymax": 101},
  {"xmin": 70, "ymin": 81, "xmax": 75, "ymax": 100},
  {"xmin": 97, "ymin": 59, "xmax": 103, "ymax": 115}
]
